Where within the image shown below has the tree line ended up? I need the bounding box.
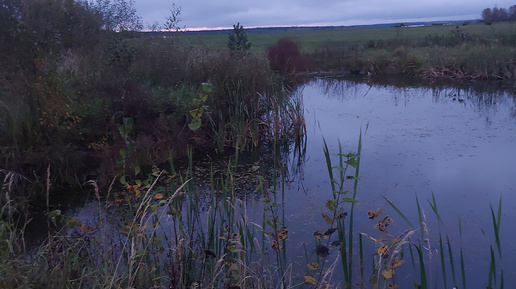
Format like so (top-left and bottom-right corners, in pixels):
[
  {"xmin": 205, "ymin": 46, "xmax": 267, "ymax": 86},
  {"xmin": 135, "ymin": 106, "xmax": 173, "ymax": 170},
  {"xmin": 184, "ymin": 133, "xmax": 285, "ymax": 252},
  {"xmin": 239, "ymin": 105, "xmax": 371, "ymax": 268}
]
[{"xmin": 481, "ymin": 5, "xmax": 516, "ymax": 24}]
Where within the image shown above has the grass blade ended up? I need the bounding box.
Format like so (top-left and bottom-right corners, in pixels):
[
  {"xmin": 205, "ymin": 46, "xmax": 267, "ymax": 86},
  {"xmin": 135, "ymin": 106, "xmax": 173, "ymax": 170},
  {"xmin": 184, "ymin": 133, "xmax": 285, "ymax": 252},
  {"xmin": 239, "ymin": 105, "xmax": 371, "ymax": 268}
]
[
  {"xmin": 428, "ymin": 191, "xmax": 442, "ymax": 225},
  {"xmin": 439, "ymin": 233, "xmax": 447, "ymax": 288},
  {"xmin": 415, "ymin": 242, "xmax": 428, "ymax": 289},
  {"xmin": 488, "ymin": 245, "xmax": 496, "ymax": 288},
  {"xmin": 490, "ymin": 198, "xmax": 502, "ymax": 258},
  {"xmin": 460, "ymin": 248, "xmax": 466, "ymax": 289},
  {"xmin": 446, "ymin": 236, "xmax": 456, "ymax": 287},
  {"xmin": 382, "ymin": 195, "xmax": 413, "ymax": 228}
]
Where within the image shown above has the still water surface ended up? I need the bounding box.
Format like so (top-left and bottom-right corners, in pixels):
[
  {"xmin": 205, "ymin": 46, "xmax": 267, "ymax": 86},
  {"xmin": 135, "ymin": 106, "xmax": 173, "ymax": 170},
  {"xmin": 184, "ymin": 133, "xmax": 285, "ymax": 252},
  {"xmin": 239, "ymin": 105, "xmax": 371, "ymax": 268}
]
[
  {"xmin": 70, "ymin": 77, "xmax": 516, "ymax": 287},
  {"xmin": 278, "ymin": 77, "xmax": 516, "ymax": 287}
]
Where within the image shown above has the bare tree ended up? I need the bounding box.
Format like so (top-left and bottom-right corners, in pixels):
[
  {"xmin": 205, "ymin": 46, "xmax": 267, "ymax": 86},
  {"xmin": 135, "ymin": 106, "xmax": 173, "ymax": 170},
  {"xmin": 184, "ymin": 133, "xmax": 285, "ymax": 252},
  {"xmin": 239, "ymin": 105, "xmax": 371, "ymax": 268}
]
[
  {"xmin": 164, "ymin": 4, "xmax": 182, "ymax": 31},
  {"xmin": 89, "ymin": 0, "xmax": 142, "ymax": 31}
]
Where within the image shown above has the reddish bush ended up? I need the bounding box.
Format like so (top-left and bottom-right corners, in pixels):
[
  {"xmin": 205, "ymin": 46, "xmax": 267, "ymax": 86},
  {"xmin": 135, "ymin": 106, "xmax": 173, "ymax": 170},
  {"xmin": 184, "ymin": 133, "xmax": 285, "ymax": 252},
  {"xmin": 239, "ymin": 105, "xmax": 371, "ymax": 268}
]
[{"xmin": 267, "ymin": 38, "xmax": 316, "ymax": 73}]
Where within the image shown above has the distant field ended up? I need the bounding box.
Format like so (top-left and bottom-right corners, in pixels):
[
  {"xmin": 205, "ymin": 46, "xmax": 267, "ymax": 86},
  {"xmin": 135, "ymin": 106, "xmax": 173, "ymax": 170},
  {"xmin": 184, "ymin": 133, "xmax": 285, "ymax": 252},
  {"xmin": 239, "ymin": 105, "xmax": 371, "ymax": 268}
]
[{"xmin": 178, "ymin": 21, "xmax": 516, "ymax": 52}]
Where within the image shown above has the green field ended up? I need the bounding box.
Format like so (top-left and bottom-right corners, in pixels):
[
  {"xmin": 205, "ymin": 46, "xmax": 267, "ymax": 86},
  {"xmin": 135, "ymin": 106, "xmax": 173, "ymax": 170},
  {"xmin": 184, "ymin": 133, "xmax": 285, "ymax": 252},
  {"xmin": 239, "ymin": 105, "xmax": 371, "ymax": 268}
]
[{"xmin": 181, "ymin": 21, "xmax": 516, "ymax": 52}]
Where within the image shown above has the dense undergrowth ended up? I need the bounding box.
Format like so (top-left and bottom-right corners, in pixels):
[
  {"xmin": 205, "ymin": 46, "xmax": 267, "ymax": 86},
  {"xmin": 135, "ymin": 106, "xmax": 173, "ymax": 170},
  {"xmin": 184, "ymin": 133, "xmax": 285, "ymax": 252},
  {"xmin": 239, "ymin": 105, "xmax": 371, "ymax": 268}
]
[
  {"xmin": 310, "ymin": 23, "xmax": 516, "ymax": 79},
  {"xmin": 0, "ymin": 0, "xmax": 305, "ymax": 208}
]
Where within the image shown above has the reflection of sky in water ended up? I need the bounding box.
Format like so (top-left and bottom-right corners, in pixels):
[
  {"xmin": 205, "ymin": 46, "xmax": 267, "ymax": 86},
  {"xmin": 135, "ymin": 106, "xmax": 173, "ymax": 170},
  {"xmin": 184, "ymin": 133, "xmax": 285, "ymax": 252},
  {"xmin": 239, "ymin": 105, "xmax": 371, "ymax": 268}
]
[{"xmin": 282, "ymin": 78, "xmax": 516, "ymax": 286}]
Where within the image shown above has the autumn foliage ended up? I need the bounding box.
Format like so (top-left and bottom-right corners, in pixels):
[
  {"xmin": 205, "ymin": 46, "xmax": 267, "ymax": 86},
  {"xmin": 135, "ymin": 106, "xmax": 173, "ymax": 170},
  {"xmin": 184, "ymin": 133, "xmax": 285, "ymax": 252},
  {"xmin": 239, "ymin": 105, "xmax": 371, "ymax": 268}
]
[{"xmin": 267, "ymin": 38, "xmax": 316, "ymax": 74}]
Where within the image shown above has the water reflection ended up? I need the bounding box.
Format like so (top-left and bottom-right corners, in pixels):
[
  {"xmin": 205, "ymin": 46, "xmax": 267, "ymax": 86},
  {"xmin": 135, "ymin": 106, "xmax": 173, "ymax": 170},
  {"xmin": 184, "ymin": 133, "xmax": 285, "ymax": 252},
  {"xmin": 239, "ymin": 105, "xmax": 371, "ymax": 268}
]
[
  {"xmin": 289, "ymin": 76, "xmax": 516, "ymax": 287},
  {"xmin": 64, "ymin": 76, "xmax": 516, "ymax": 288}
]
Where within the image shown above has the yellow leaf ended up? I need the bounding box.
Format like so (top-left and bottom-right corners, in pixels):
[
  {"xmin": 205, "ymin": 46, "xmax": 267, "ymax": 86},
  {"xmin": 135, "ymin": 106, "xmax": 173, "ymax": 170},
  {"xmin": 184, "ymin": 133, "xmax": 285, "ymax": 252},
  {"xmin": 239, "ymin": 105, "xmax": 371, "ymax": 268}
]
[
  {"xmin": 271, "ymin": 240, "xmax": 283, "ymax": 251},
  {"xmin": 227, "ymin": 244, "xmax": 238, "ymax": 252},
  {"xmin": 278, "ymin": 230, "xmax": 288, "ymax": 241},
  {"xmin": 392, "ymin": 258, "xmax": 404, "ymax": 268},
  {"xmin": 377, "ymin": 245, "xmax": 389, "ymax": 258},
  {"xmin": 382, "ymin": 268, "xmax": 395, "ymax": 279},
  {"xmin": 322, "ymin": 213, "xmax": 333, "ymax": 225},
  {"xmin": 229, "ymin": 262, "xmax": 238, "ymax": 270},
  {"xmin": 154, "ymin": 193, "xmax": 164, "ymax": 200},
  {"xmin": 307, "ymin": 262, "xmax": 319, "ymax": 270},
  {"xmin": 314, "ymin": 231, "xmax": 328, "ymax": 240},
  {"xmin": 304, "ymin": 275, "xmax": 317, "ymax": 285}
]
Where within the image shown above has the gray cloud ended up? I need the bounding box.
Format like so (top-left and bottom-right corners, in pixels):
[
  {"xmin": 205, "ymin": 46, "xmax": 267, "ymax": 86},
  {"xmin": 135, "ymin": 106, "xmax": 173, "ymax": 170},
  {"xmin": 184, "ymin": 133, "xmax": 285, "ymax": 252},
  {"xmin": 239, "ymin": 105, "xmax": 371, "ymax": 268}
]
[{"xmin": 135, "ymin": 0, "xmax": 515, "ymax": 29}]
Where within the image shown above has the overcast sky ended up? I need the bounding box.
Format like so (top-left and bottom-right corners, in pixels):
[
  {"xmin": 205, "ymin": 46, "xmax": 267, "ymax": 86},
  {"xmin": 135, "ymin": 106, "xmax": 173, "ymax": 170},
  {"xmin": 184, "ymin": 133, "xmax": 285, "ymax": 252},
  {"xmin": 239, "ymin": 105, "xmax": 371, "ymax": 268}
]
[{"xmin": 135, "ymin": 0, "xmax": 515, "ymax": 30}]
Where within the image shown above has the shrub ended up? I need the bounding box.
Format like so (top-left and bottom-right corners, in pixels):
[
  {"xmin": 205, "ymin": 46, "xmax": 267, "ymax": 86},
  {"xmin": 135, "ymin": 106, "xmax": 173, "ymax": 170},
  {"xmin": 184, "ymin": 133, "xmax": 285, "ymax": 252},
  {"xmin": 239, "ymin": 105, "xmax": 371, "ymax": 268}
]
[{"xmin": 267, "ymin": 38, "xmax": 316, "ymax": 74}]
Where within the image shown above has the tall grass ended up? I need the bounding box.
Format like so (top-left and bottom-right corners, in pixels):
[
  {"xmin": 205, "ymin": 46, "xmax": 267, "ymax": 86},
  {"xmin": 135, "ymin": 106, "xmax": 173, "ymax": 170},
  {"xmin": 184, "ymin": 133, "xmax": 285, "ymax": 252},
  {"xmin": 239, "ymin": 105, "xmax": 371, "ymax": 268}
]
[{"xmin": 0, "ymin": 133, "xmax": 509, "ymax": 289}]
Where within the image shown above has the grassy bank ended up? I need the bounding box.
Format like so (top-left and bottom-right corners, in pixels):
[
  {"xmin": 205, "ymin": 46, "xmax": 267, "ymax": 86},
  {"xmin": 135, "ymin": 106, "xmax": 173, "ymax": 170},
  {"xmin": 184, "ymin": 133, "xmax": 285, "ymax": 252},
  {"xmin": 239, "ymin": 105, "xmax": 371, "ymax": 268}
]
[{"xmin": 183, "ymin": 21, "xmax": 516, "ymax": 79}]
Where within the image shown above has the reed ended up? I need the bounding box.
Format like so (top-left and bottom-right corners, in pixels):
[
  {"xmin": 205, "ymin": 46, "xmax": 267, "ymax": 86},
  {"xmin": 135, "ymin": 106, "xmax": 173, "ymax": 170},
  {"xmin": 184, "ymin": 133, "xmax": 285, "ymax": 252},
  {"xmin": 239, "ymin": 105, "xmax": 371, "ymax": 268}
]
[{"xmin": 315, "ymin": 133, "xmax": 362, "ymax": 288}]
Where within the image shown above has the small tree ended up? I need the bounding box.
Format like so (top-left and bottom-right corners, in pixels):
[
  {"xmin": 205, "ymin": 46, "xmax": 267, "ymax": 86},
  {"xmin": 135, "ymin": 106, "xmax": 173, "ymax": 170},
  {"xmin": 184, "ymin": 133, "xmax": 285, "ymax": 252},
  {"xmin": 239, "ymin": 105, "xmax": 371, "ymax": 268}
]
[
  {"xmin": 89, "ymin": 0, "xmax": 142, "ymax": 31},
  {"xmin": 228, "ymin": 22, "xmax": 251, "ymax": 51}
]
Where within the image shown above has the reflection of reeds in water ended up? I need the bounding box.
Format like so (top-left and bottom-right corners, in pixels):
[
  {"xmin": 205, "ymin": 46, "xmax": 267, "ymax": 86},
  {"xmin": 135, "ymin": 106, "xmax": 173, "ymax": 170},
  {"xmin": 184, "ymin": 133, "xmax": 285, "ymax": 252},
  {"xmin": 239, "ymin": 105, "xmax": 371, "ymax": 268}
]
[{"xmin": 0, "ymin": 135, "xmax": 508, "ymax": 289}]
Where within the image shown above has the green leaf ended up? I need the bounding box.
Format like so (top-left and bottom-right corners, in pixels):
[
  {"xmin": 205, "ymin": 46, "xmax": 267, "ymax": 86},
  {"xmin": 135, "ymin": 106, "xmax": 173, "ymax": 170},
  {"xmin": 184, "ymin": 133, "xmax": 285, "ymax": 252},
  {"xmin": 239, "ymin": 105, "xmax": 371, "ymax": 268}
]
[
  {"xmin": 190, "ymin": 108, "xmax": 201, "ymax": 117},
  {"xmin": 342, "ymin": 197, "xmax": 357, "ymax": 203},
  {"xmin": 120, "ymin": 175, "xmax": 127, "ymax": 185},
  {"xmin": 192, "ymin": 98, "xmax": 202, "ymax": 107},
  {"xmin": 127, "ymin": 141, "xmax": 136, "ymax": 152},
  {"xmin": 48, "ymin": 209, "xmax": 62, "ymax": 218},
  {"xmin": 119, "ymin": 148, "xmax": 127, "ymax": 159},
  {"xmin": 117, "ymin": 124, "xmax": 126, "ymax": 138},
  {"xmin": 116, "ymin": 158, "xmax": 125, "ymax": 169},
  {"xmin": 345, "ymin": 158, "xmax": 359, "ymax": 168},
  {"xmin": 134, "ymin": 165, "xmax": 140, "ymax": 176},
  {"xmin": 123, "ymin": 117, "xmax": 134, "ymax": 129},
  {"xmin": 188, "ymin": 118, "xmax": 202, "ymax": 130},
  {"xmin": 202, "ymin": 82, "xmax": 213, "ymax": 93}
]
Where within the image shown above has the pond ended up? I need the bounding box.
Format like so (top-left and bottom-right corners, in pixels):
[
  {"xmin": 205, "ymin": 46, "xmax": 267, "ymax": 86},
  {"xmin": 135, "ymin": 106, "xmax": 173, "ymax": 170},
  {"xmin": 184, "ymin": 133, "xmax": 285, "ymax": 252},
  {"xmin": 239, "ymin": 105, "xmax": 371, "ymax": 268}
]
[
  {"xmin": 67, "ymin": 76, "xmax": 516, "ymax": 288},
  {"xmin": 279, "ymin": 77, "xmax": 516, "ymax": 287}
]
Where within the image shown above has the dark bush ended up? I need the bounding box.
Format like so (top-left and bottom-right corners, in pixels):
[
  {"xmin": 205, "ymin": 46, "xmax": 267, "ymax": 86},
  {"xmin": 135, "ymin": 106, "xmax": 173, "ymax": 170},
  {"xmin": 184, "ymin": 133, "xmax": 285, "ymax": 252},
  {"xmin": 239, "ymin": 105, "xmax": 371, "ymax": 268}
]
[{"xmin": 267, "ymin": 38, "xmax": 316, "ymax": 74}]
